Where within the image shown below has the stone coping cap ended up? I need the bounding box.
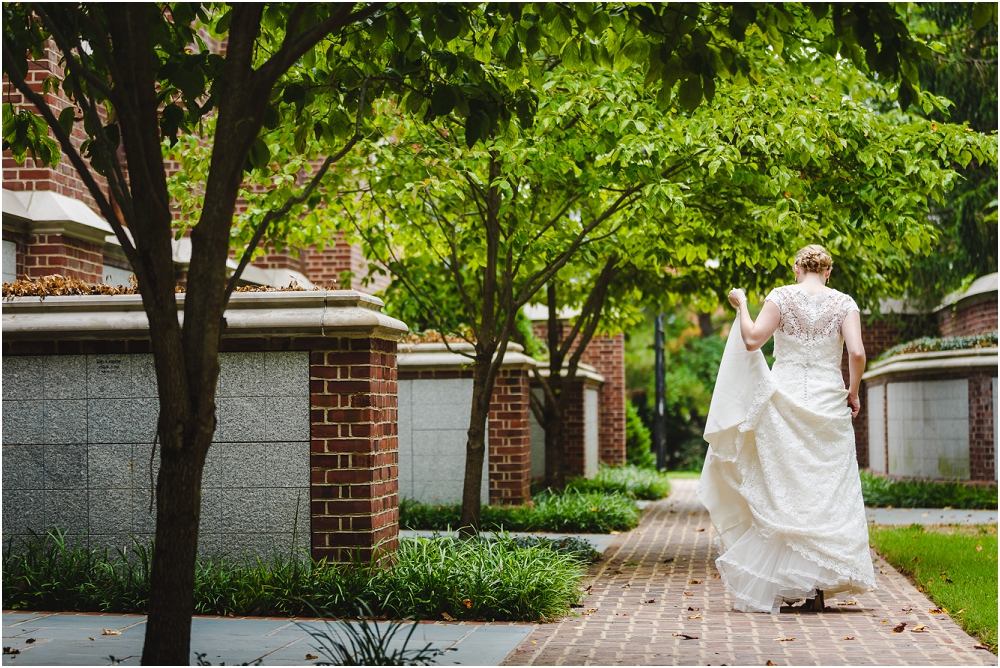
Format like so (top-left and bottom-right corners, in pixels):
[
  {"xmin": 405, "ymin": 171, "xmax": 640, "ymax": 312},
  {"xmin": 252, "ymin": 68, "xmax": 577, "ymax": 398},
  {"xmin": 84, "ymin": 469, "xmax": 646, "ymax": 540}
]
[
  {"xmin": 398, "ymin": 341, "xmax": 536, "ymax": 369},
  {"xmin": 938, "ymin": 272, "xmax": 998, "ymax": 310},
  {"xmin": 863, "ymin": 347, "xmax": 998, "ymax": 381},
  {"xmin": 533, "ymin": 362, "xmax": 605, "ymax": 385},
  {"xmin": 2, "ymin": 189, "xmax": 114, "ymax": 244},
  {"xmin": 1, "ymin": 290, "xmax": 407, "ymax": 341}
]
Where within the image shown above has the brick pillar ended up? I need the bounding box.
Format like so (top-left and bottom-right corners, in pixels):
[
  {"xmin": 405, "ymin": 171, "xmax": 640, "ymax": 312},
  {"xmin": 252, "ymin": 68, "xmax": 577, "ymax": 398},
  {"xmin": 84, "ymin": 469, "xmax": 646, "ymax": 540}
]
[
  {"xmin": 580, "ymin": 333, "xmax": 626, "ymax": 466},
  {"xmin": 968, "ymin": 371, "xmax": 996, "ymax": 482},
  {"xmin": 310, "ymin": 336, "xmax": 399, "ymax": 561},
  {"xmin": 559, "ymin": 380, "xmax": 588, "ymax": 478},
  {"xmin": 23, "ymin": 232, "xmax": 104, "ymax": 283},
  {"xmin": 488, "ymin": 367, "xmax": 532, "ymax": 505}
]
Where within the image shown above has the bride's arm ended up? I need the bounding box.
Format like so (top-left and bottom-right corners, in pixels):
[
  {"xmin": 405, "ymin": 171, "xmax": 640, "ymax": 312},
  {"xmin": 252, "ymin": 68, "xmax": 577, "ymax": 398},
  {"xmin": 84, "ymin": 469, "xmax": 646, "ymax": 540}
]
[
  {"xmin": 842, "ymin": 310, "xmax": 866, "ymax": 418},
  {"xmin": 728, "ymin": 289, "xmax": 779, "ymax": 351}
]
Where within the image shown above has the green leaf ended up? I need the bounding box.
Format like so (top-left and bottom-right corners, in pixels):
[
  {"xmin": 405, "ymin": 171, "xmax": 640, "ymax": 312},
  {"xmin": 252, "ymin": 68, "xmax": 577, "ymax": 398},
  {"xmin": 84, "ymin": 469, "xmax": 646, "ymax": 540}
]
[
  {"xmin": 465, "ymin": 111, "xmax": 486, "ymax": 148},
  {"xmin": 678, "ymin": 76, "xmax": 702, "ymax": 113},
  {"xmin": 431, "ymin": 85, "xmax": 458, "ymax": 117},
  {"xmin": 57, "ymin": 106, "xmax": 76, "ymax": 136},
  {"xmin": 248, "ymin": 138, "xmax": 270, "ymax": 170},
  {"xmin": 562, "ymin": 39, "xmax": 581, "ymax": 69},
  {"xmin": 972, "ymin": 2, "xmax": 994, "ymax": 31}
]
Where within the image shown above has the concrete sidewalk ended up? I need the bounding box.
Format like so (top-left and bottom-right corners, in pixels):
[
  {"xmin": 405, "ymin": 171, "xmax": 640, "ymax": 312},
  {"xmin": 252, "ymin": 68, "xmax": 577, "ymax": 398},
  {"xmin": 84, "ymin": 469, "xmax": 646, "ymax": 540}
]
[
  {"xmin": 505, "ymin": 478, "xmax": 996, "ymax": 666},
  {"xmin": 866, "ymin": 507, "xmax": 997, "ymax": 525},
  {"xmin": 2, "ymin": 612, "xmax": 534, "ymax": 666}
]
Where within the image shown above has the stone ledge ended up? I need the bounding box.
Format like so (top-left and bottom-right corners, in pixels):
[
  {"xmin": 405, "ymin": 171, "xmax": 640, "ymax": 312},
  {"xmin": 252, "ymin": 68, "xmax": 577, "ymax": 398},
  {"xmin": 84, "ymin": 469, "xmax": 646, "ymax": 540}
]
[
  {"xmin": 0, "ymin": 290, "xmax": 407, "ymax": 341},
  {"xmin": 398, "ymin": 341, "xmax": 536, "ymax": 370},
  {"xmin": 864, "ymin": 347, "xmax": 998, "ymax": 381}
]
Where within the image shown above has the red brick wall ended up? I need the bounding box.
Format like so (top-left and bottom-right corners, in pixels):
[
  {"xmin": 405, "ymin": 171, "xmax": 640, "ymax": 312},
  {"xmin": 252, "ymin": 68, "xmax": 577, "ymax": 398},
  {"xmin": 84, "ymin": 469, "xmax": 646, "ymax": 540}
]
[
  {"xmin": 531, "ymin": 322, "xmax": 627, "ymax": 466},
  {"xmin": 22, "ymin": 233, "xmax": 104, "ymax": 283},
  {"xmin": 968, "ymin": 372, "xmax": 996, "ymax": 483},
  {"xmin": 488, "ymin": 368, "xmax": 532, "ymax": 505},
  {"xmin": 310, "ymin": 337, "xmax": 399, "ymax": 562},
  {"xmin": 3, "ymin": 48, "xmax": 109, "ymax": 216},
  {"xmin": 938, "ymin": 297, "xmax": 999, "ymax": 338},
  {"xmin": 558, "ymin": 380, "xmax": 588, "ymax": 478},
  {"xmin": 303, "ymin": 234, "xmax": 391, "ymax": 294}
]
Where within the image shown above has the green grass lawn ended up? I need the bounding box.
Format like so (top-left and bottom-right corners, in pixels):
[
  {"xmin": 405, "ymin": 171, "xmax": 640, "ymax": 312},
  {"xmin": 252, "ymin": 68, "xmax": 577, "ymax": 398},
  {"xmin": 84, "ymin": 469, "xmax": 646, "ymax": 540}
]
[
  {"xmin": 666, "ymin": 471, "xmax": 701, "ymax": 479},
  {"xmin": 870, "ymin": 524, "xmax": 998, "ymax": 654}
]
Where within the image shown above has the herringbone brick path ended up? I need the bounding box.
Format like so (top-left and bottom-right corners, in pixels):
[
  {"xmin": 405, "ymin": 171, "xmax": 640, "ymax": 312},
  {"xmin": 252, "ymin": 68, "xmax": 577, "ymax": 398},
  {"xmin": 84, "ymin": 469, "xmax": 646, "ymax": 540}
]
[{"xmin": 505, "ymin": 479, "xmax": 993, "ymax": 666}]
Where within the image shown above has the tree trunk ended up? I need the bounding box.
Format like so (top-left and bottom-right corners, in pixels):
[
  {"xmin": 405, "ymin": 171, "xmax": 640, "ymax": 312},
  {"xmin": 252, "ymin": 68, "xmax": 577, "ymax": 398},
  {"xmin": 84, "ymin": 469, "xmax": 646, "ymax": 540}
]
[
  {"xmin": 460, "ymin": 354, "xmax": 495, "ymax": 533},
  {"xmin": 140, "ymin": 414, "xmax": 213, "ymax": 665},
  {"xmin": 698, "ymin": 311, "xmax": 714, "ymax": 337}
]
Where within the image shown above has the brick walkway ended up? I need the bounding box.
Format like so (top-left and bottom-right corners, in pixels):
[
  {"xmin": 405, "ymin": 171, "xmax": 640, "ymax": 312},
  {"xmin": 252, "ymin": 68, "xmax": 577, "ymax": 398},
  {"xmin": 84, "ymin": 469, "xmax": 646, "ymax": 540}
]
[{"xmin": 505, "ymin": 479, "xmax": 993, "ymax": 666}]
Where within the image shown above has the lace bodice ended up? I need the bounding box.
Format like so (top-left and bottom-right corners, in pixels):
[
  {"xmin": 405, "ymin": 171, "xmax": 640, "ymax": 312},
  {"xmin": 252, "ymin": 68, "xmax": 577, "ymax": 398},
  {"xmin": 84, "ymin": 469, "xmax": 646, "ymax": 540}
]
[{"xmin": 765, "ymin": 285, "xmax": 859, "ymax": 371}]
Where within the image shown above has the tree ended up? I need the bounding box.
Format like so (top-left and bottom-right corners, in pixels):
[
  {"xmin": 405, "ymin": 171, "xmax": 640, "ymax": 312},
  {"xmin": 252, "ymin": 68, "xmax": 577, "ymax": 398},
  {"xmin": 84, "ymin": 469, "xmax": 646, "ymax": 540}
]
[{"xmin": 1, "ymin": 2, "xmax": 538, "ymax": 662}]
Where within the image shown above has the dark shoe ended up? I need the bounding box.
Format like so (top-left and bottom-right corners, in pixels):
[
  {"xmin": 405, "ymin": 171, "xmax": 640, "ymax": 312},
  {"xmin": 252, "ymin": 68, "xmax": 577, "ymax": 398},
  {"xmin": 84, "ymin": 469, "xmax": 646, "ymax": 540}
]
[{"xmin": 803, "ymin": 589, "xmax": 825, "ymax": 612}]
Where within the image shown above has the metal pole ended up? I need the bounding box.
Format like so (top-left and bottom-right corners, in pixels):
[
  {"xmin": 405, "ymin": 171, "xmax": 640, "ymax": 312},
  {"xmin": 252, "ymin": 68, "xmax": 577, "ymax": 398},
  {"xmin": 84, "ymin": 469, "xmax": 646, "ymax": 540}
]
[{"xmin": 654, "ymin": 312, "xmax": 667, "ymax": 470}]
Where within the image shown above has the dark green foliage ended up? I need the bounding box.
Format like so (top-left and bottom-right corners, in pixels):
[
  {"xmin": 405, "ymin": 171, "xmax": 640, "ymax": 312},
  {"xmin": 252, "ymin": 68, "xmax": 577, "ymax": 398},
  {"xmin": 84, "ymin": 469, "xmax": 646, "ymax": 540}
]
[
  {"xmin": 509, "ymin": 535, "xmax": 601, "ymax": 563},
  {"xmin": 625, "ymin": 400, "xmax": 656, "ymax": 469},
  {"xmin": 870, "ymin": 525, "xmax": 997, "ymax": 653},
  {"xmin": 626, "ymin": 309, "xmax": 726, "ymax": 471},
  {"xmin": 566, "ymin": 465, "xmax": 671, "ymax": 500},
  {"xmin": 400, "ymin": 490, "xmax": 640, "ymax": 533},
  {"xmin": 909, "ymin": 3, "xmax": 998, "ymax": 305},
  {"xmin": 874, "ymin": 331, "xmax": 998, "ymax": 362},
  {"xmin": 3, "ymin": 531, "xmax": 586, "ymax": 622},
  {"xmin": 861, "ymin": 471, "xmax": 998, "ymax": 509}
]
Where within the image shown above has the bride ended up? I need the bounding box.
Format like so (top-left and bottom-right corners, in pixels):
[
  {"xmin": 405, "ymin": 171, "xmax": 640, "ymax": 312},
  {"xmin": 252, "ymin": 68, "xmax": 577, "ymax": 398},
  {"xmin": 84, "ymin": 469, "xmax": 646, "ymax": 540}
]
[{"xmin": 699, "ymin": 245, "xmax": 877, "ymax": 613}]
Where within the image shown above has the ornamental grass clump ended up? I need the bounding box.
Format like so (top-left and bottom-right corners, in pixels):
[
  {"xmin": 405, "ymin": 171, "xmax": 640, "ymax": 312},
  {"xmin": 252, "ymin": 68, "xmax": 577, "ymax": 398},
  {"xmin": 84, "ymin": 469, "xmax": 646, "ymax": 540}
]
[
  {"xmin": 3, "ymin": 529, "xmax": 585, "ymax": 622},
  {"xmin": 874, "ymin": 331, "xmax": 998, "ymax": 362},
  {"xmin": 861, "ymin": 471, "xmax": 998, "ymax": 509},
  {"xmin": 566, "ymin": 465, "xmax": 671, "ymax": 500},
  {"xmin": 399, "ymin": 490, "xmax": 640, "ymax": 533}
]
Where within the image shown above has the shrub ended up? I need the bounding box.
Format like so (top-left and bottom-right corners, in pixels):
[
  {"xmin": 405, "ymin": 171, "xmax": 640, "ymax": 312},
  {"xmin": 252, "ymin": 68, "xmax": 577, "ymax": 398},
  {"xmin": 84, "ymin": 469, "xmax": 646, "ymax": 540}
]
[
  {"xmin": 3, "ymin": 530, "xmax": 586, "ymax": 622},
  {"xmin": 566, "ymin": 465, "xmax": 671, "ymax": 500},
  {"xmin": 861, "ymin": 471, "xmax": 997, "ymax": 509},
  {"xmin": 875, "ymin": 331, "xmax": 998, "ymax": 362},
  {"xmin": 625, "ymin": 399, "xmax": 656, "ymax": 469},
  {"xmin": 400, "ymin": 490, "xmax": 640, "ymax": 533}
]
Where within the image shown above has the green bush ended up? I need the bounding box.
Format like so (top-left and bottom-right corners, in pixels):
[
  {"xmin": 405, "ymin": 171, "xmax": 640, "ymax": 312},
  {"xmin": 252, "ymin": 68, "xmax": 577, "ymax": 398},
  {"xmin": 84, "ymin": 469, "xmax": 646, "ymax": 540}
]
[
  {"xmin": 3, "ymin": 529, "xmax": 586, "ymax": 622},
  {"xmin": 861, "ymin": 471, "xmax": 997, "ymax": 509},
  {"xmin": 875, "ymin": 331, "xmax": 997, "ymax": 362},
  {"xmin": 400, "ymin": 489, "xmax": 640, "ymax": 533},
  {"xmin": 625, "ymin": 399, "xmax": 656, "ymax": 469},
  {"xmin": 566, "ymin": 465, "xmax": 671, "ymax": 500}
]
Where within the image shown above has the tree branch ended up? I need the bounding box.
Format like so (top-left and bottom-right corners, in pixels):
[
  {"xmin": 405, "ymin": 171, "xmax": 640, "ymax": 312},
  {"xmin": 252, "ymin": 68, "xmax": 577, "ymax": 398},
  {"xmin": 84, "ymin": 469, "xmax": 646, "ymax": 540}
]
[{"xmin": 223, "ymin": 76, "xmax": 372, "ymax": 302}]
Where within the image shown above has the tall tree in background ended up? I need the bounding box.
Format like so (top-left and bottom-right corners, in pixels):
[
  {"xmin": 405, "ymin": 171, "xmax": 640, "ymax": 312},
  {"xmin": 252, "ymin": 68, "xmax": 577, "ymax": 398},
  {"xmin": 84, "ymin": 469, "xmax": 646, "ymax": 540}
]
[{"xmin": 908, "ymin": 3, "xmax": 998, "ymax": 305}]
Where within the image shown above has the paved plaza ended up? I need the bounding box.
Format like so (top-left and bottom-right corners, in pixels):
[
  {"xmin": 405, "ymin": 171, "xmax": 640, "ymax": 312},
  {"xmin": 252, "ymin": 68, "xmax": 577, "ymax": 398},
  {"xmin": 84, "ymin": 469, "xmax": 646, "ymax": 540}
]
[{"xmin": 504, "ymin": 478, "xmax": 995, "ymax": 666}]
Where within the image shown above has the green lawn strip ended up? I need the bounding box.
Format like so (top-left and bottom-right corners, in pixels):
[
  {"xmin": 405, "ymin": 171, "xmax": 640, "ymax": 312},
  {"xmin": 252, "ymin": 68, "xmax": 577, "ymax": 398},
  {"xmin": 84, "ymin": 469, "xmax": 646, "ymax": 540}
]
[
  {"xmin": 565, "ymin": 465, "xmax": 671, "ymax": 500},
  {"xmin": 400, "ymin": 489, "xmax": 641, "ymax": 533},
  {"xmin": 870, "ymin": 524, "xmax": 998, "ymax": 654},
  {"xmin": 3, "ymin": 530, "xmax": 587, "ymax": 622},
  {"xmin": 666, "ymin": 471, "xmax": 701, "ymax": 479},
  {"xmin": 861, "ymin": 471, "xmax": 997, "ymax": 509}
]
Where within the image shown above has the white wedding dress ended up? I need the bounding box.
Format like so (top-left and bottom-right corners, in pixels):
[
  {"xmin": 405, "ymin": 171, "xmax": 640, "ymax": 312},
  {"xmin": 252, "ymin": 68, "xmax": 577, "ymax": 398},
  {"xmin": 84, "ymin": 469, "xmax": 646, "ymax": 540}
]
[{"xmin": 698, "ymin": 285, "xmax": 877, "ymax": 613}]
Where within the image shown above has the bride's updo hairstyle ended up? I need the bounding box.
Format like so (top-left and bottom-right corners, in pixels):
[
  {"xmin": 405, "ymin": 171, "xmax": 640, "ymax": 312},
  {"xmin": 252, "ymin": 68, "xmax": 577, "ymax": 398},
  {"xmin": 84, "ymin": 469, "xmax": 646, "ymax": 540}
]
[{"xmin": 794, "ymin": 244, "xmax": 833, "ymax": 274}]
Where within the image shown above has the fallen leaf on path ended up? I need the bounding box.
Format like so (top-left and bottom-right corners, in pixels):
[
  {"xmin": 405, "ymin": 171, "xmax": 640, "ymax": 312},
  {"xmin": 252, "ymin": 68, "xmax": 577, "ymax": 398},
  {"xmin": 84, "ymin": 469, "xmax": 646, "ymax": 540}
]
[
  {"xmin": 684, "ymin": 592, "xmax": 693, "ymax": 596},
  {"xmin": 773, "ymin": 638, "xmax": 795, "ymax": 642},
  {"xmin": 689, "ymin": 579, "xmax": 702, "ymax": 584},
  {"xmin": 531, "ymin": 640, "xmax": 537, "ymax": 644},
  {"xmin": 974, "ymin": 644, "xmax": 990, "ymax": 650},
  {"xmin": 843, "ymin": 637, "xmax": 855, "ymax": 641},
  {"xmin": 929, "ymin": 608, "xmax": 944, "ymax": 614},
  {"xmin": 911, "ymin": 625, "xmax": 928, "ymax": 633},
  {"xmin": 901, "ymin": 607, "xmax": 912, "ymax": 612},
  {"xmin": 688, "ymin": 614, "xmax": 701, "ymax": 619},
  {"xmin": 574, "ymin": 626, "xmax": 584, "ymax": 630},
  {"xmin": 766, "ymin": 661, "xmax": 776, "ymax": 666},
  {"xmin": 24, "ymin": 639, "xmax": 34, "ymax": 644},
  {"xmin": 673, "ymin": 633, "xmax": 698, "ymax": 640},
  {"xmin": 695, "ymin": 528, "xmax": 705, "ymax": 532},
  {"xmin": 441, "ymin": 612, "xmax": 455, "ymax": 621},
  {"xmin": 622, "ymin": 583, "xmax": 631, "ymax": 589},
  {"xmin": 88, "ymin": 638, "xmax": 94, "ymax": 642},
  {"xmin": 646, "ymin": 599, "xmax": 656, "ymax": 603},
  {"xmin": 620, "ymin": 613, "xmax": 629, "ymax": 616},
  {"xmin": 892, "ymin": 623, "xmax": 907, "ymax": 633},
  {"xmin": 102, "ymin": 629, "xmax": 121, "ymax": 636},
  {"xmin": 881, "ymin": 621, "xmax": 889, "ymax": 624},
  {"xmin": 956, "ymin": 609, "xmax": 966, "ymax": 614},
  {"xmin": 663, "ymin": 558, "xmax": 674, "ymax": 563},
  {"xmin": 713, "ymin": 574, "xmax": 721, "ymax": 578},
  {"xmin": 838, "ymin": 601, "xmax": 857, "ymax": 606},
  {"xmin": 305, "ymin": 654, "xmax": 318, "ymax": 660},
  {"xmin": 588, "ymin": 609, "xmax": 598, "ymax": 613},
  {"xmin": 613, "ymin": 570, "xmax": 623, "ymax": 575},
  {"xmin": 3, "ymin": 647, "xmax": 19, "ymax": 655},
  {"xmin": 687, "ymin": 607, "xmax": 699, "ymax": 611}
]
